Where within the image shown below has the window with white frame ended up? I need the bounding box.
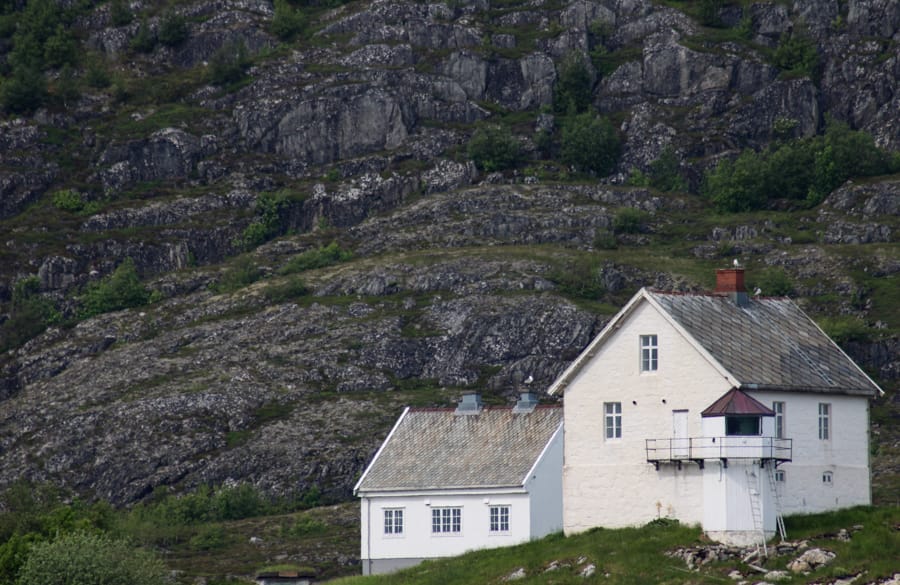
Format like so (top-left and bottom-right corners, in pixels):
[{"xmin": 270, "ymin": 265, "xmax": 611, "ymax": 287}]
[
  {"xmin": 383, "ymin": 508, "xmax": 403, "ymax": 535},
  {"xmin": 818, "ymin": 403, "xmax": 831, "ymax": 440},
  {"xmin": 822, "ymin": 471, "xmax": 833, "ymax": 485},
  {"xmin": 773, "ymin": 401, "xmax": 785, "ymax": 438},
  {"xmin": 489, "ymin": 506, "xmax": 509, "ymax": 533},
  {"xmin": 640, "ymin": 335, "xmax": 658, "ymax": 372},
  {"xmin": 431, "ymin": 507, "xmax": 461, "ymax": 534},
  {"xmin": 604, "ymin": 402, "xmax": 622, "ymax": 439}
]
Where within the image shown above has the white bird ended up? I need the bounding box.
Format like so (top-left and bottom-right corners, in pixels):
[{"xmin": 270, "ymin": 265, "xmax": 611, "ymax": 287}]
[
  {"xmin": 753, "ymin": 287, "xmax": 762, "ymax": 296},
  {"xmin": 524, "ymin": 375, "xmax": 534, "ymax": 385},
  {"xmin": 733, "ymin": 258, "xmax": 740, "ymax": 267}
]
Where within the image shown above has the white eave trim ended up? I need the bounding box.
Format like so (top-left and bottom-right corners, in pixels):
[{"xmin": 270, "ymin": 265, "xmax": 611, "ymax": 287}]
[
  {"xmin": 353, "ymin": 406, "xmax": 410, "ymax": 495},
  {"xmin": 356, "ymin": 486, "xmax": 528, "ymax": 499}
]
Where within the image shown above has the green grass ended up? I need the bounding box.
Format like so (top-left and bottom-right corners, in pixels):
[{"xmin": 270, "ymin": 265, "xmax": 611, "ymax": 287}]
[{"xmin": 331, "ymin": 507, "xmax": 900, "ymax": 585}]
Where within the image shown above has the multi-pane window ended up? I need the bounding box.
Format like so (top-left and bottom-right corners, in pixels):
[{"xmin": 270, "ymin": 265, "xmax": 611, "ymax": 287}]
[
  {"xmin": 640, "ymin": 335, "xmax": 658, "ymax": 372},
  {"xmin": 431, "ymin": 507, "xmax": 461, "ymax": 534},
  {"xmin": 774, "ymin": 470, "xmax": 785, "ymax": 483},
  {"xmin": 384, "ymin": 509, "xmax": 403, "ymax": 535},
  {"xmin": 773, "ymin": 402, "xmax": 785, "ymax": 438},
  {"xmin": 489, "ymin": 506, "xmax": 509, "ymax": 533},
  {"xmin": 818, "ymin": 403, "xmax": 831, "ymax": 440},
  {"xmin": 604, "ymin": 402, "xmax": 622, "ymax": 439},
  {"xmin": 822, "ymin": 471, "xmax": 833, "ymax": 485}
]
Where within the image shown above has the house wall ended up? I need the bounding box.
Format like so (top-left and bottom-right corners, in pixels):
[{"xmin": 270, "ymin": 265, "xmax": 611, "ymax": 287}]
[
  {"xmin": 562, "ymin": 300, "xmax": 732, "ymax": 534},
  {"xmin": 527, "ymin": 424, "xmax": 564, "ymax": 538},
  {"xmin": 748, "ymin": 391, "xmax": 872, "ymax": 514},
  {"xmin": 359, "ymin": 491, "xmax": 532, "ymax": 575}
]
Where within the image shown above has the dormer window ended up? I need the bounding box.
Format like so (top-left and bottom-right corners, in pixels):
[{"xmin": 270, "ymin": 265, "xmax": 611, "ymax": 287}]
[
  {"xmin": 640, "ymin": 335, "xmax": 658, "ymax": 372},
  {"xmin": 725, "ymin": 416, "xmax": 761, "ymax": 436}
]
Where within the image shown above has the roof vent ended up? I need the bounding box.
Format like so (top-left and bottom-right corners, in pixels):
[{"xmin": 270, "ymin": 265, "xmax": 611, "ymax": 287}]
[
  {"xmin": 455, "ymin": 392, "xmax": 483, "ymax": 415},
  {"xmin": 513, "ymin": 392, "xmax": 539, "ymax": 413},
  {"xmin": 715, "ymin": 267, "xmax": 749, "ymax": 307}
]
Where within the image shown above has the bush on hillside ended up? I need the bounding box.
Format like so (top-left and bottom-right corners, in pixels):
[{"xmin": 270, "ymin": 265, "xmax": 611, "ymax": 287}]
[
  {"xmin": 272, "ymin": 0, "xmax": 307, "ymax": 41},
  {"xmin": 158, "ymin": 12, "xmax": 189, "ymax": 47},
  {"xmin": 554, "ymin": 53, "xmax": 593, "ymax": 114},
  {"xmin": 17, "ymin": 532, "xmax": 166, "ymax": 585},
  {"xmin": 80, "ymin": 258, "xmax": 150, "ymax": 317},
  {"xmin": 208, "ymin": 40, "xmax": 251, "ymax": 86},
  {"xmin": 467, "ymin": 125, "xmax": 522, "ymax": 172},
  {"xmin": 559, "ymin": 113, "xmax": 620, "ymax": 176}
]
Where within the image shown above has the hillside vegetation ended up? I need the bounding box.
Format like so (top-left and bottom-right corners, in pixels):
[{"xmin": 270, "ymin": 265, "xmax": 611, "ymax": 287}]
[{"xmin": 0, "ymin": 0, "xmax": 897, "ymax": 579}]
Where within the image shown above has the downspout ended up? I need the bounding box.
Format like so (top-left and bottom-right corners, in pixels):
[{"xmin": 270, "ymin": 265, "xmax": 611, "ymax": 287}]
[{"xmin": 366, "ymin": 497, "xmax": 372, "ymax": 575}]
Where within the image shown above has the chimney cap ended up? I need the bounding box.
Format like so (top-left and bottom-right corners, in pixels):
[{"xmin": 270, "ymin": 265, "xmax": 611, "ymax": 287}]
[{"xmin": 455, "ymin": 392, "xmax": 483, "ymax": 415}]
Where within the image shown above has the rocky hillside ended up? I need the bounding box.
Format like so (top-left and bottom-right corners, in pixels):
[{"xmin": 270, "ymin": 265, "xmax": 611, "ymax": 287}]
[{"xmin": 0, "ymin": 0, "xmax": 897, "ymax": 506}]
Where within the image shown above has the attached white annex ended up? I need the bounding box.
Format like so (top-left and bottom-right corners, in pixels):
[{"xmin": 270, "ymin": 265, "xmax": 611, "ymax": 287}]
[
  {"xmin": 549, "ymin": 267, "xmax": 883, "ymax": 548},
  {"xmin": 354, "ymin": 393, "xmax": 563, "ymax": 575}
]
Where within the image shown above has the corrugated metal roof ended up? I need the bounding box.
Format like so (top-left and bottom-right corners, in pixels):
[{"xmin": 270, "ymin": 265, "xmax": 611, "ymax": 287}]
[
  {"xmin": 356, "ymin": 405, "xmax": 562, "ymax": 492},
  {"xmin": 649, "ymin": 292, "xmax": 880, "ymax": 396},
  {"xmin": 701, "ymin": 387, "xmax": 776, "ymax": 417}
]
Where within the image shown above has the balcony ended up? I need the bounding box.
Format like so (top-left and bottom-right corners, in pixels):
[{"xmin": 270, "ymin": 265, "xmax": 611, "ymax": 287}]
[{"xmin": 645, "ymin": 436, "xmax": 792, "ymax": 469}]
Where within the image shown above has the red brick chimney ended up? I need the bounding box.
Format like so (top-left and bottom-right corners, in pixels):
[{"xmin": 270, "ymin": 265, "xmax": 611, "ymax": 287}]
[
  {"xmin": 715, "ymin": 268, "xmax": 745, "ymax": 293},
  {"xmin": 716, "ymin": 267, "xmax": 750, "ymax": 306}
]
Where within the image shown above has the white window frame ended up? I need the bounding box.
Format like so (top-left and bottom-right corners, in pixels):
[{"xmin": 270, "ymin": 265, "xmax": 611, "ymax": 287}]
[
  {"xmin": 640, "ymin": 335, "xmax": 658, "ymax": 372},
  {"xmin": 383, "ymin": 508, "xmax": 404, "ymax": 536},
  {"xmin": 604, "ymin": 402, "xmax": 622, "ymax": 440},
  {"xmin": 818, "ymin": 403, "xmax": 831, "ymax": 440},
  {"xmin": 489, "ymin": 505, "xmax": 510, "ymax": 534},
  {"xmin": 773, "ymin": 401, "xmax": 785, "ymax": 438},
  {"xmin": 774, "ymin": 469, "xmax": 785, "ymax": 483},
  {"xmin": 431, "ymin": 507, "xmax": 462, "ymax": 535}
]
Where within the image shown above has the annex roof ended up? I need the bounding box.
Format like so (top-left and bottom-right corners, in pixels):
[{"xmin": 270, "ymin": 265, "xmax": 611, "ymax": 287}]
[
  {"xmin": 355, "ymin": 405, "xmax": 562, "ymax": 493},
  {"xmin": 701, "ymin": 387, "xmax": 776, "ymax": 417},
  {"xmin": 548, "ymin": 287, "xmax": 881, "ymax": 398}
]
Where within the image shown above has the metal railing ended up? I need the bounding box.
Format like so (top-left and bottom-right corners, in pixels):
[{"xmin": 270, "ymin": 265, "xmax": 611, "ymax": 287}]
[{"xmin": 645, "ymin": 436, "xmax": 792, "ymax": 463}]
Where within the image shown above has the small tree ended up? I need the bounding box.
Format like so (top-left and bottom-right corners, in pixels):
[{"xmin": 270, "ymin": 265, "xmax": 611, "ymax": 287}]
[
  {"xmin": 559, "ymin": 113, "xmax": 620, "ymax": 176},
  {"xmin": 80, "ymin": 258, "xmax": 150, "ymax": 317},
  {"xmin": 17, "ymin": 532, "xmax": 166, "ymax": 585},
  {"xmin": 467, "ymin": 125, "xmax": 522, "ymax": 172},
  {"xmin": 272, "ymin": 0, "xmax": 307, "ymax": 41},
  {"xmin": 648, "ymin": 146, "xmax": 687, "ymax": 192},
  {"xmin": 130, "ymin": 18, "xmax": 156, "ymax": 53},
  {"xmin": 158, "ymin": 11, "xmax": 188, "ymax": 47},
  {"xmin": 554, "ymin": 53, "xmax": 593, "ymax": 114},
  {"xmin": 208, "ymin": 40, "xmax": 251, "ymax": 86}
]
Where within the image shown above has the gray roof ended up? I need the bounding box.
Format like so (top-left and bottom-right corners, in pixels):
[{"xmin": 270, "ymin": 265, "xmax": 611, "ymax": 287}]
[
  {"xmin": 356, "ymin": 405, "xmax": 562, "ymax": 493},
  {"xmin": 649, "ymin": 292, "xmax": 880, "ymax": 396}
]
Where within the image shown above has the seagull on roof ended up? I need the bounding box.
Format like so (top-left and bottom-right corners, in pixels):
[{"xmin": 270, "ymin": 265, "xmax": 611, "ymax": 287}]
[
  {"xmin": 524, "ymin": 375, "xmax": 534, "ymax": 385},
  {"xmin": 754, "ymin": 287, "xmax": 762, "ymax": 296},
  {"xmin": 733, "ymin": 258, "xmax": 740, "ymax": 267}
]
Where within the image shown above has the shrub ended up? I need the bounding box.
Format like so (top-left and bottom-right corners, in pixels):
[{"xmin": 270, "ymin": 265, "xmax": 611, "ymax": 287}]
[
  {"xmin": 593, "ymin": 229, "xmax": 617, "ymax": 250},
  {"xmin": 130, "ymin": 18, "xmax": 156, "ymax": 53},
  {"xmin": 279, "ymin": 242, "xmax": 352, "ymax": 274},
  {"xmin": 702, "ymin": 149, "xmax": 768, "ymax": 212},
  {"xmin": 85, "ymin": 61, "xmax": 111, "ymax": 88},
  {"xmin": 772, "ymin": 29, "xmax": 818, "ymax": 78},
  {"xmin": 237, "ymin": 190, "xmax": 296, "ymax": 249},
  {"xmin": 52, "ymin": 189, "xmax": 86, "ymax": 212},
  {"xmin": 110, "ymin": 0, "xmax": 133, "ymax": 26},
  {"xmin": 208, "ymin": 40, "xmax": 250, "ymax": 86},
  {"xmin": 0, "ymin": 66, "xmax": 47, "ymax": 114},
  {"xmin": 560, "ymin": 113, "xmax": 620, "ymax": 176},
  {"xmin": 0, "ymin": 276, "xmax": 60, "ymax": 352},
  {"xmin": 466, "ymin": 125, "xmax": 522, "ymax": 172},
  {"xmin": 549, "ymin": 255, "xmax": 606, "ymax": 300},
  {"xmin": 80, "ymin": 258, "xmax": 150, "ymax": 318},
  {"xmin": 648, "ymin": 146, "xmax": 687, "ymax": 192},
  {"xmin": 698, "ymin": 0, "xmax": 723, "ymax": 27},
  {"xmin": 264, "ymin": 276, "xmax": 309, "ymax": 302},
  {"xmin": 612, "ymin": 207, "xmax": 648, "ymax": 234},
  {"xmin": 816, "ymin": 316, "xmax": 871, "ymax": 344},
  {"xmin": 214, "ymin": 256, "xmax": 261, "ymax": 293},
  {"xmin": 272, "ymin": 0, "xmax": 307, "ymax": 41},
  {"xmin": 17, "ymin": 532, "xmax": 166, "ymax": 585},
  {"xmin": 554, "ymin": 53, "xmax": 593, "ymax": 114},
  {"xmin": 42, "ymin": 24, "xmax": 78, "ymax": 68},
  {"xmin": 158, "ymin": 12, "xmax": 188, "ymax": 47}
]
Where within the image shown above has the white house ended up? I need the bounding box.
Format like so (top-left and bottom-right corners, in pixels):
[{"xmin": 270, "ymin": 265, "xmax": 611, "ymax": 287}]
[
  {"xmin": 549, "ymin": 267, "xmax": 883, "ymax": 548},
  {"xmin": 354, "ymin": 393, "xmax": 563, "ymax": 575}
]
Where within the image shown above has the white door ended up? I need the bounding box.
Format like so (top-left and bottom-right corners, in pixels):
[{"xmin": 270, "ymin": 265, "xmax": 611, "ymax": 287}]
[{"xmin": 672, "ymin": 410, "xmax": 689, "ymax": 459}]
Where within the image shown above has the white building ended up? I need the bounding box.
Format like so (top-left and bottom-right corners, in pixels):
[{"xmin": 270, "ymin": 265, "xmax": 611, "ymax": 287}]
[
  {"xmin": 354, "ymin": 393, "xmax": 563, "ymax": 575},
  {"xmin": 549, "ymin": 267, "xmax": 883, "ymax": 547}
]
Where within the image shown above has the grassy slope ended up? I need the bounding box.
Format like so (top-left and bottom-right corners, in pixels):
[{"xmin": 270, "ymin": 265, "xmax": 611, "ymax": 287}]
[{"xmin": 329, "ymin": 507, "xmax": 900, "ymax": 585}]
